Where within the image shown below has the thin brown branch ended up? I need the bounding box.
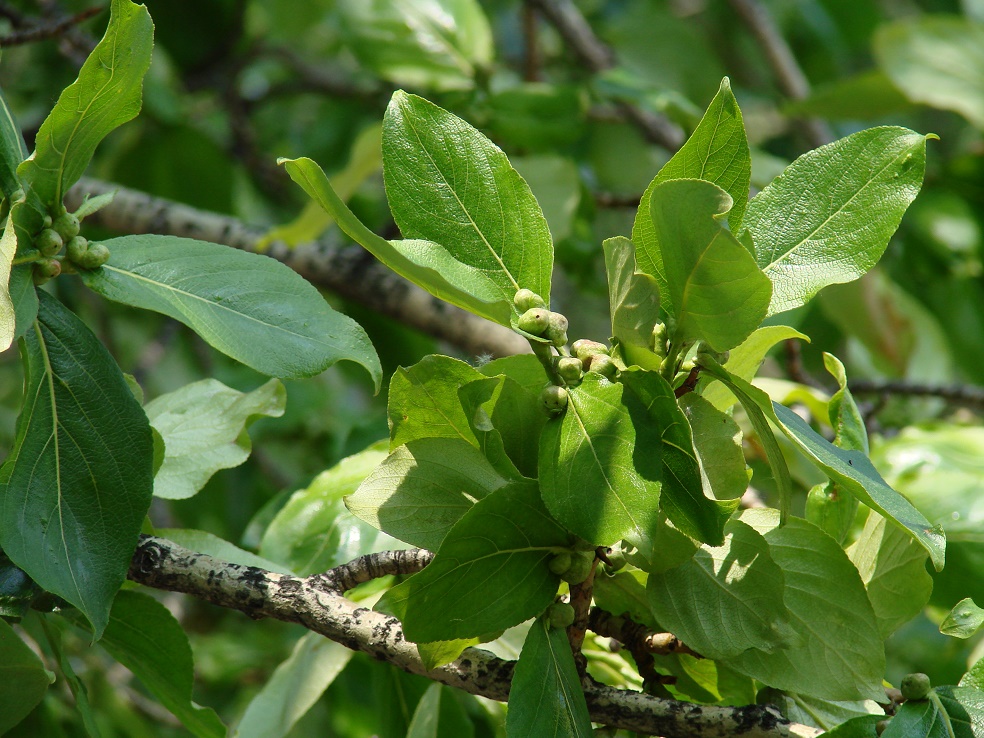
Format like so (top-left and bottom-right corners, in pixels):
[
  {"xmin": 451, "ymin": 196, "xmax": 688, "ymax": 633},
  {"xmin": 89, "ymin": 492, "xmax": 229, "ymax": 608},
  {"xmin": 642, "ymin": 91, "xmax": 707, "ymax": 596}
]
[
  {"xmin": 727, "ymin": 0, "xmax": 832, "ymax": 148},
  {"xmin": 127, "ymin": 536, "xmax": 821, "ymax": 738},
  {"xmin": 849, "ymin": 380, "xmax": 984, "ymax": 410},
  {"xmin": 525, "ymin": 0, "xmax": 684, "ymax": 150},
  {"xmin": 64, "ymin": 179, "xmax": 530, "ymax": 360},
  {"xmin": 0, "ymin": 5, "xmax": 100, "ymax": 46},
  {"xmin": 593, "ymin": 191, "xmax": 642, "ymax": 209},
  {"xmin": 589, "ymin": 608, "xmax": 701, "ymax": 658}
]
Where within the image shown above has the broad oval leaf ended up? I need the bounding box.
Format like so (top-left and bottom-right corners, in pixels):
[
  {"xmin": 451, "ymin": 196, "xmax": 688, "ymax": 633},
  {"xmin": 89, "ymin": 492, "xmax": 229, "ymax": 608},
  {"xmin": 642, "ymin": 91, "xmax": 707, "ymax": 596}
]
[
  {"xmin": 346, "ymin": 437, "xmax": 510, "ymax": 551},
  {"xmin": 281, "ymin": 156, "xmax": 513, "ymax": 327},
  {"xmin": 604, "ymin": 236, "xmax": 661, "ymax": 370},
  {"xmin": 17, "ymin": 0, "xmax": 153, "ymax": 206},
  {"xmin": 883, "ymin": 686, "xmax": 984, "ymax": 738},
  {"xmin": 383, "ymin": 91, "xmax": 553, "ymax": 307},
  {"xmin": 506, "ymin": 617, "xmax": 593, "ymax": 738},
  {"xmin": 650, "ymin": 179, "xmax": 771, "ymax": 352},
  {"xmin": 679, "ymin": 393, "xmax": 748, "ymax": 501},
  {"xmin": 0, "ymin": 619, "xmax": 53, "ymax": 734},
  {"xmin": 647, "ymin": 519, "xmax": 793, "ymax": 660},
  {"xmin": 65, "ymin": 590, "xmax": 225, "ymax": 738},
  {"xmin": 376, "ymin": 481, "xmax": 572, "ymax": 642},
  {"xmin": 632, "ymin": 76, "xmax": 751, "ymax": 307},
  {"xmin": 0, "ymin": 211, "xmax": 17, "ymax": 351},
  {"xmin": 0, "ymin": 292, "xmax": 154, "ymax": 637},
  {"xmin": 146, "ymin": 378, "xmax": 286, "ymax": 500},
  {"xmin": 728, "ymin": 513, "xmax": 886, "ymax": 702},
  {"xmin": 0, "ymin": 87, "xmax": 29, "ymax": 199},
  {"xmin": 875, "ymin": 16, "xmax": 984, "ymax": 130},
  {"xmin": 940, "ymin": 599, "xmax": 984, "ymax": 640},
  {"xmin": 741, "ymin": 127, "xmax": 932, "ymax": 315},
  {"xmin": 406, "ymin": 683, "xmax": 476, "ymax": 738},
  {"xmin": 81, "ymin": 234, "xmax": 381, "ymax": 387},
  {"xmin": 538, "ymin": 372, "xmax": 663, "ymax": 545}
]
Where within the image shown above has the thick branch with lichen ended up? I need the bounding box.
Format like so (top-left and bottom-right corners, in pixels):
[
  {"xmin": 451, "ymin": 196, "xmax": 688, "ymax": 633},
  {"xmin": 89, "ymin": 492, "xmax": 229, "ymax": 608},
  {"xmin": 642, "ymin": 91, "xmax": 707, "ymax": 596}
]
[
  {"xmin": 64, "ymin": 179, "xmax": 528, "ymax": 360},
  {"xmin": 128, "ymin": 535, "xmax": 821, "ymax": 738}
]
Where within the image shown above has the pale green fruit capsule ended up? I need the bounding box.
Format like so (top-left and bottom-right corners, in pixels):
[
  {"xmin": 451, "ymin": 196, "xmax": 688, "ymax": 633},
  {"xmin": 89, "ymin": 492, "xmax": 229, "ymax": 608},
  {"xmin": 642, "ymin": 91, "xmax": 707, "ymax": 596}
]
[
  {"xmin": 571, "ymin": 339, "xmax": 608, "ymax": 361},
  {"xmin": 900, "ymin": 673, "xmax": 931, "ymax": 701},
  {"xmin": 514, "ymin": 288, "xmax": 546, "ymax": 311},
  {"xmin": 556, "ymin": 357, "xmax": 583, "ymax": 385},
  {"xmin": 560, "ymin": 552, "xmax": 594, "ymax": 585},
  {"xmin": 35, "ymin": 228, "xmax": 63, "ymax": 256},
  {"xmin": 76, "ymin": 242, "xmax": 110, "ymax": 269},
  {"xmin": 33, "ymin": 257, "xmax": 61, "ymax": 284},
  {"xmin": 518, "ymin": 307, "xmax": 551, "ymax": 335},
  {"xmin": 546, "ymin": 312, "xmax": 569, "ymax": 347},
  {"xmin": 66, "ymin": 236, "xmax": 89, "ymax": 262},
  {"xmin": 586, "ymin": 353, "xmax": 617, "ymax": 380},
  {"xmin": 540, "ymin": 385, "xmax": 569, "ymax": 415},
  {"xmin": 651, "ymin": 322, "xmax": 668, "ymax": 357},
  {"xmin": 547, "ymin": 602, "xmax": 576, "ymax": 629},
  {"xmin": 548, "ymin": 552, "xmax": 573, "ymax": 576},
  {"xmin": 52, "ymin": 212, "xmax": 80, "ymax": 240}
]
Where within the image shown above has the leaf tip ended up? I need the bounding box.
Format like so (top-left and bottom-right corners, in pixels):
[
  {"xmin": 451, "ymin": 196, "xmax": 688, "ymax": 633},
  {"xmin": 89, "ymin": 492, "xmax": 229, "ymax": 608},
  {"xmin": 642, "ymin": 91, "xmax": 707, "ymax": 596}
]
[{"xmin": 925, "ymin": 132, "xmax": 940, "ymax": 142}]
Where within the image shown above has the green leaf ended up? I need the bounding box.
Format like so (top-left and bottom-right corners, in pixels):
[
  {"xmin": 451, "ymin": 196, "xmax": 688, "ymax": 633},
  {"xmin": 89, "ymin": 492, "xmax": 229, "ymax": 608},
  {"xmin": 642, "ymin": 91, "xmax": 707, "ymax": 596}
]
[
  {"xmin": 728, "ymin": 512, "xmax": 886, "ymax": 702},
  {"xmin": 875, "ymin": 16, "xmax": 984, "ymax": 129},
  {"xmin": 260, "ymin": 443, "xmax": 398, "ymax": 576},
  {"xmin": 157, "ymin": 529, "xmax": 291, "ymax": 575},
  {"xmin": 759, "ymin": 690, "xmax": 883, "ymax": 732},
  {"xmin": 847, "ymin": 513, "xmax": 933, "ymax": 639},
  {"xmin": 346, "ymin": 438, "xmax": 510, "ymax": 551},
  {"xmin": 697, "ymin": 360, "xmax": 793, "ymax": 523},
  {"xmin": 0, "ymin": 292, "xmax": 154, "ymax": 637},
  {"xmin": 145, "ymin": 378, "xmax": 286, "ymax": 500},
  {"xmin": 604, "ymin": 236, "xmax": 662, "ymax": 370},
  {"xmin": 632, "ymin": 77, "xmax": 751, "ymax": 307},
  {"xmin": 0, "ymin": 208, "xmax": 17, "ymax": 351},
  {"xmin": 0, "ymin": 619, "xmax": 53, "ymax": 734},
  {"xmin": 377, "ymin": 481, "xmax": 571, "ymax": 642},
  {"xmin": 961, "ymin": 656, "xmax": 984, "ymax": 691},
  {"xmin": 8, "ymin": 263, "xmax": 38, "ymax": 341},
  {"xmin": 592, "ymin": 569, "xmax": 656, "ymax": 630},
  {"xmin": 65, "ymin": 590, "xmax": 225, "ymax": 738},
  {"xmin": 538, "ymin": 372, "xmax": 663, "ymax": 545},
  {"xmin": 0, "ymin": 87, "xmax": 28, "ymax": 199},
  {"xmin": 883, "ymin": 687, "xmax": 984, "ymax": 738},
  {"xmin": 506, "ymin": 617, "xmax": 592, "ymax": 738},
  {"xmin": 417, "ymin": 638, "xmax": 480, "ymax": 671},
  {"xmin": 741, "ymin": 127, "xmax": 931, "ymax": 315},
  {"xmin": 824, "ymin": 353, "xmax": 869, "ymax": 454},
  {"xmin": 81, "ymin": 234, "xmax": 381, "ymax": 387},
  {"xmin": 383, "ymin": 91, "xmax": 553, "ymax": 308},
  {"xmin": 650, "ymin": 179, "xmax": 771, "ymax": 352},
  {"xmin": 280, "ymin": 156, "xmax": 513, "ymax": 327},
  {"xmin": 679, "ymin": 393, "xmax": 747, "ymax": 501},
  {"xmin": 406, "ymin": 683, "xmax": 475, "ymax": 738},
  {"xmin": 783, "ymin": 69, "xmax": 911, "ymax": 121},
  {"xmin": 647, "ymin": 519, "xmax": 793, "ymax": 659},
  {"xmin": 17, "ymin": 0, "xmax": 153, "ymax": 207},
  {"xmin": 478, "ymin": 353, "xmax": 548, "ymax": 396},
  {"xmin": 941, "ymin": 598, "xmax": 984, "ymax": 639},
  {"xmin": 811, "ymin": 714, "xmax": 882, "ymax": 737},
  {"xmin": 338, "ymin": 0, "xmax": 492, "ymax": 92},
  {"xmin": 621, "ymin": 369, "xmax": 737, "ymax": 545},
  {"xmin": 233, "ymin": 632, "xmax": 352, "ymax": 738},
  {"xmin": 388, "ymin": 355, "xmax": 484, "ymax": 449},
  {"xmin": 697, "ymin": 325, "xmax": 809, "ymax": 411}
]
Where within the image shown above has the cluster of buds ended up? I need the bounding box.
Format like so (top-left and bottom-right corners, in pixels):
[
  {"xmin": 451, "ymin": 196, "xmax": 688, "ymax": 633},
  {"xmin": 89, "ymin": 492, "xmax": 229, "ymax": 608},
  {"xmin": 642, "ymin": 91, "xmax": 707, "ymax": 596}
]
[
  {"xmin": 514, "ymin": 289, "xmax": 568, "ymax": 347},
  {"xmin": 548, "ymin": 550, "xmax": 595, "ymax": 585},
  {"xmin": 572, "ymin": 339, "xmax": 616, "ymax": 380},
  {"xmin": 27, "ymin": 203, "xmax": 109, "ymax": 284}
]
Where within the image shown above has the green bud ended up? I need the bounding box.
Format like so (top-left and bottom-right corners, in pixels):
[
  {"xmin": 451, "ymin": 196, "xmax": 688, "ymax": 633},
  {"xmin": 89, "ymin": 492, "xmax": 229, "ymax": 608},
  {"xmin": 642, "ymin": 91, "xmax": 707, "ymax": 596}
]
[
  {"xmin": 571, "ymin": 339, "xmax": 608, "ymax": 361},
  {"xmin": 66, "ymin": 236, "xmax": 89, "ymax": 262},
  {"xmin": 33, "ymin": 257, "xmax": 61, "ymax": 284},
  {"xmin": 35, "ymin": 228, "xmax": 63, "ymax": 256},
  {"xmin": 42, "ymin": 214, "xmax": 53, "ymax": 229},
  {"xmin": 603, "ymin": 548, "xmax": 626, "ymax": 573},
  {"xmin": 561, "ymin": 552, "xmax": 594, "ymax": 585},
  {"xmin": 76, "ymin": 243, "xmax": 110, "ymax": 269},
  {"xmin": 651, "ymin": 323, "xmax": 668, "ymax": 357},
  {"xmin": 679, "ymin": 359, "xmax": 696, "ymax": 373},
  {"xmin": 52, "ymin": 212, "xmax": 80, "ymax": 240},
  {"xmin": 586, "ymin": 353, "xmax": 617, "ymax": 380},
  {"xmin": 696, "ymin": 342, "xmax": 729, "ymax": 366},
  {"xmin": 513, "ymin": 288, "xmax": 546, "ymax": 311},
  {"xmin": 900, "ymin": 673, "xmax": 931, "ymax": 701},
  {"xmin": 548, "ymin": 552, "xmax": 573, "ymax": 576},
  {"xmin": 556, "ymin": 357, "xmax": 583, "ymax": 385},
  {"xmin": 540, "ymin": 385, "xmax": 569, "ymax": 415},
  {"xmin": 545, "ymin": 312, "xmax": 569, "ymax": 347},
  {"xmin": 518, "ymin": 307, "xmax": 551, "ymax": 336},
  {"xmin": 546, "ymin": 602, "xmax": 576, "ymax": 629}
]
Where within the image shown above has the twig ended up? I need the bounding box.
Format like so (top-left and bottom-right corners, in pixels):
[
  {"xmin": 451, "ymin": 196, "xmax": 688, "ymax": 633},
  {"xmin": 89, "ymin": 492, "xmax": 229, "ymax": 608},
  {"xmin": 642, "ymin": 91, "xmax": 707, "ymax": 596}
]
[
  {"xmin": 525, "ymin": 0, "xmax": 684, "ymax": 150},
  {"xmin": 727, "ymin": 0, "xmax": 832, "ymax": 149},
  {"xmin": 566, "ymin": 555, "xmax": 599, "ymax": 670},
  {"xmin": 589, "ymin": 608, "xmax": 701, "ymax": 658},
  {"xmin": 0, "ymin": 5, "xmax": 101, "ymax": 47},
  {"xmin": 522, "ymin": 5, "xmax": 541, "ymax": 82},
  {"xmin": 849, "ymin": 380, "xmax": 984, "ymax": 410},
  {"xmin": 593, "ymin": 191, "xmax": 642, "ymax": 209},
  {"xmin": 127, "ymin": 536, "xmax": 822, "ymax": 738},
  {"xmin": 64, "ymin": 178, "xmax": 530, "ymax": 360}
]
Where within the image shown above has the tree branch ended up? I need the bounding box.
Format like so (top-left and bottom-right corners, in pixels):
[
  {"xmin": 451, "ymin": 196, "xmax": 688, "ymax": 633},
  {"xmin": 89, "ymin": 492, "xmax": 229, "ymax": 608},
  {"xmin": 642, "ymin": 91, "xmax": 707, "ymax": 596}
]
[
  {"xmin": 848, "ymin": 380, "xmax": 984, "ymax": 410},
  {"xmin": 64, "ymin": 179, "xmax": 529, "ymax": 360},
  {"xmin": 127, "ymin": 536, "xmax": 821, "ymax": 738},
  {"xmin": 0, "ymin": 5, "xmax": 100, "ymax": 46},
  {"xmin": 524, "ymin": 0, "xmax": 684, "ymax": 150}
]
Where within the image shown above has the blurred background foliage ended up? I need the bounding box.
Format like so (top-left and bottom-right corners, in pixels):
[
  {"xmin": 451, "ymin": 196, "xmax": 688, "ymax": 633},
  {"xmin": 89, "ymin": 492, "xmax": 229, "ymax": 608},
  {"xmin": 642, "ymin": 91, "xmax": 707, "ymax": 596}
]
[{"xmin": 1, "ymin": 0, "xmax": 983, "ymax": 735}]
